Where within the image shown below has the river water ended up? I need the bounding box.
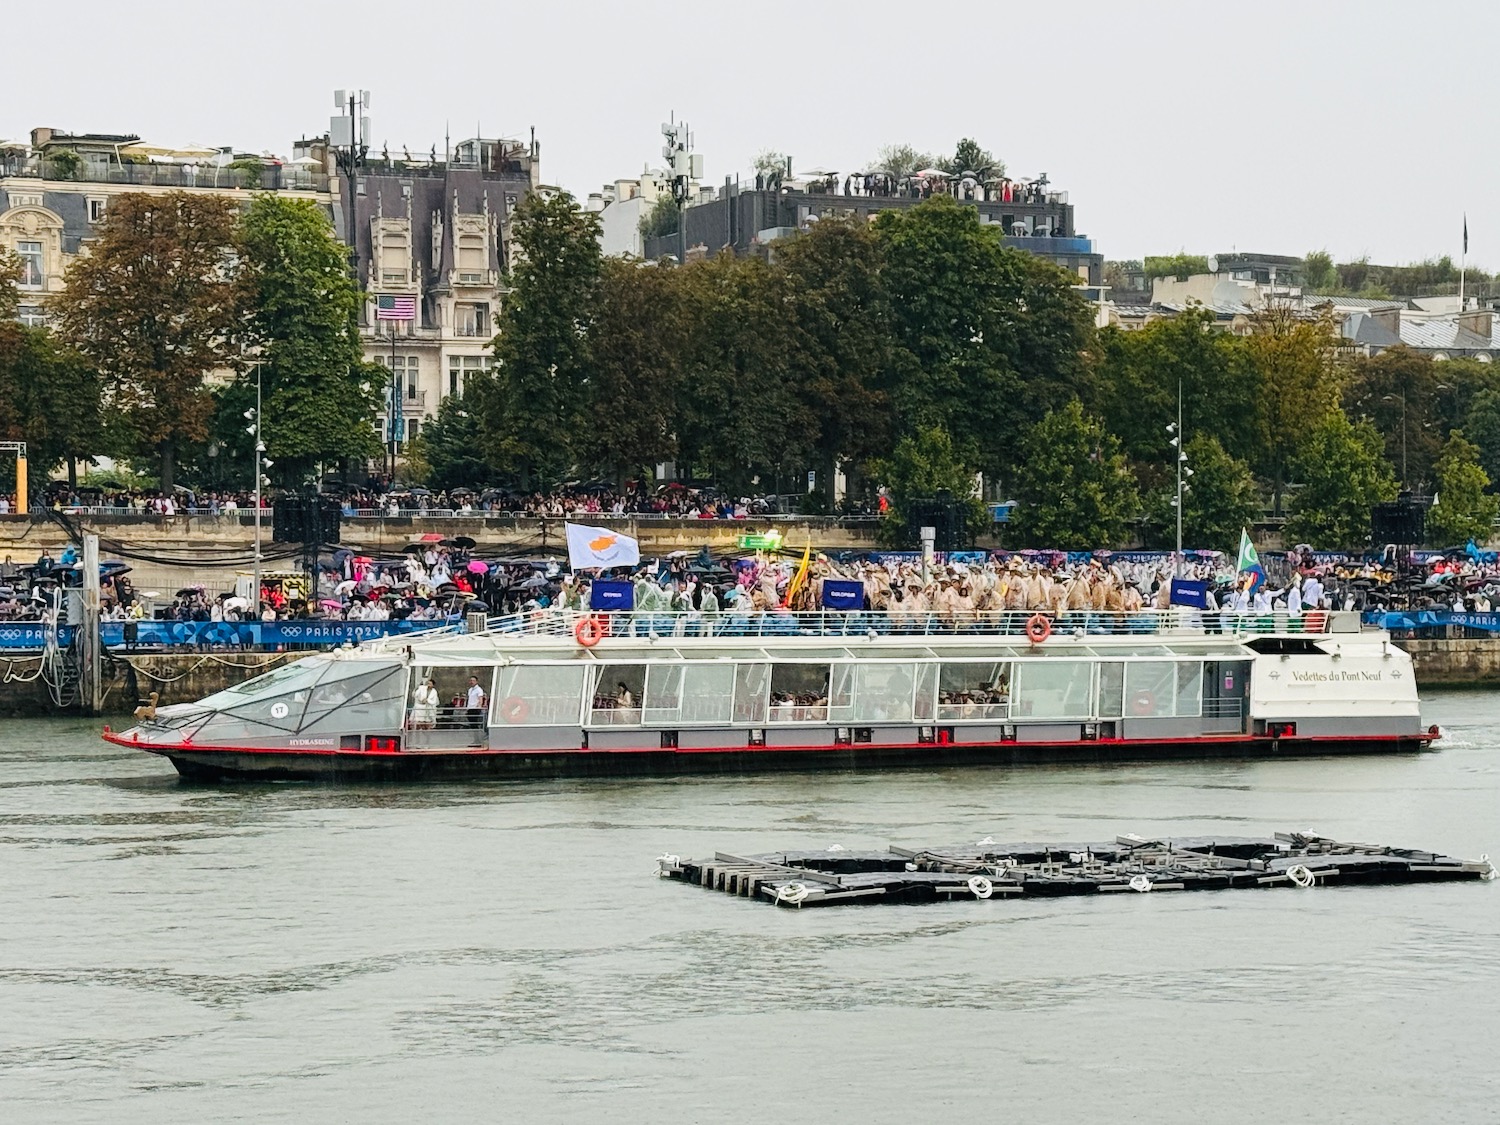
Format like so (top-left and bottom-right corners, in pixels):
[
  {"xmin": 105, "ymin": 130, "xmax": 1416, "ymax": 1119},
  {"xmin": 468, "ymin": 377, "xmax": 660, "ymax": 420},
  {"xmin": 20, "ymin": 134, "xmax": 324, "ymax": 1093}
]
[{"xmin": 2, "ymin": 694, "xmax": 1497, "ymax": 1125}]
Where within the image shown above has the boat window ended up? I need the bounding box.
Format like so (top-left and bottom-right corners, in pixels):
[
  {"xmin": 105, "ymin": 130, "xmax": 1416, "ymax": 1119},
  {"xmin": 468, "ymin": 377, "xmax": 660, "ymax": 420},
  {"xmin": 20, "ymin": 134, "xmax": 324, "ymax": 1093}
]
[
  {"xmin": 1097, "ymin": 662, "xmax": 1124, "ymax": 718},
  {"xmin": 196, "ymin": 656, "xmax": 332, "ymax": 710},
  {"xmin": 590, "ymin": 663, "xmax": 646, "ymax": 726},
  {"xmin": 1175, "ymin": 661, "xmax": 1203, "ymax": 717},
  {"xmin": 937, "ymin": 662, "xmax": 1011, "ymax": 722},
  {"xmin": 848, "ymin": 661, "xmax": 917, "ymax": 723},
  {"xmin": 680, "ymin": 663, "xmax": 737, "ymax": 724},
  {"xmin": 298, "ymin": 665, "xmax": 407, "ymax": 736},
  {"xmin": 913, "ymin": 662, "xmax": 939, "ymax": 722},
  {"xmin": 643, "ymin": 664, "xmax": 685, "ymax": 724},
  {"xmin": 768, "ymin": 663, "xmax": 830, "ymax": 723},
  {"xmin": 1013, "ymin": 660, "xmax": 1092, "ymax": 720},
  {"xmin": 734, "ymin": 662, "xmax": 770, "ymax": 724},
  {"xmin": 1125, "ymin": 661, "xmax": 1178, "ymax": 718},
  {"xmin": 409, "ymin": 665, "xmax": 494, "ymax": 730},
  {"xmin": 494, "ymin": 664, "xmax": 587, "ymax": 726}
]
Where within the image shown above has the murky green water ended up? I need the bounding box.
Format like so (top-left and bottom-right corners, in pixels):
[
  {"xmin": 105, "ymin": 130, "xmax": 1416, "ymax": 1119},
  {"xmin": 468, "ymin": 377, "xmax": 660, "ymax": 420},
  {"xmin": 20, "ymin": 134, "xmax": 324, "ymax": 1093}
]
[{"xmin": 1, "ymin": 694, "xmax": 1496, "ymax": 1124}]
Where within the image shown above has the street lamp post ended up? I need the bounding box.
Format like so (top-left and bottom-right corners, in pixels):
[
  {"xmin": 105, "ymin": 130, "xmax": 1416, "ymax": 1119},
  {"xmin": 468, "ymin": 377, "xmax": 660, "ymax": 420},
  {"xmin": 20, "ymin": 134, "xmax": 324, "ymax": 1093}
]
[{"xmin": 246, "ymin": 364, "xmax": 273, "ymax": 619}]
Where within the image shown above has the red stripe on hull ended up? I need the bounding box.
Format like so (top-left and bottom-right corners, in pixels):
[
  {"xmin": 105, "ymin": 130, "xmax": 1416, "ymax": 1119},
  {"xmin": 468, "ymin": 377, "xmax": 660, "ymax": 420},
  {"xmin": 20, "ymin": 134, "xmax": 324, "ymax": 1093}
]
[{"xmin": 103, "ymin": 728, "xmax": 1439, "ymax": 783}]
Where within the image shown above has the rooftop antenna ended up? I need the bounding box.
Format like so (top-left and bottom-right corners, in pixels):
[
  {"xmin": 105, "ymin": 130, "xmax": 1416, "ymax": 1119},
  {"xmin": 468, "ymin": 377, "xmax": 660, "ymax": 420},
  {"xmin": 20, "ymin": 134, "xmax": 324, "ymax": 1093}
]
[{"xmin": 444, "ymin": 121, "xmax": 450, "ymax": 164}]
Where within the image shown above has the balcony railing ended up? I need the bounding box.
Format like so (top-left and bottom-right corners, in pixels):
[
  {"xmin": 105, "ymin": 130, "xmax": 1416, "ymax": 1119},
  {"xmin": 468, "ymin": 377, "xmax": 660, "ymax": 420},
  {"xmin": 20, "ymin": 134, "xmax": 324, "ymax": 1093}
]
[
  {"xmin": 1004, "ymin": 235, "xmax": 1095, "ymax": 255},
  {"xmin": 1, "ymin": 161, "xmax": 329, "ymax": 193}
]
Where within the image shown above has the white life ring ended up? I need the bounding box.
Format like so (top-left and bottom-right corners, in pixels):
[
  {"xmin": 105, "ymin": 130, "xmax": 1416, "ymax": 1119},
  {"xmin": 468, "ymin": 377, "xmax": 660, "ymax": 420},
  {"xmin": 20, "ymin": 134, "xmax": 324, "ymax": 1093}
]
[
  {"xmin": 1129, "ymin": 873, "xmax": 1152, "ymax": 893},
  {"xmin": 777, "ymin": 882, "xmax": 809, "ymax": 904},
  {"xmin": 968, "ymin": 875, "xmax": 994, "ymax": 899},
  {"xmin": 1287, "ymin": 864, "xmax": 1316, "ymax": 888}
]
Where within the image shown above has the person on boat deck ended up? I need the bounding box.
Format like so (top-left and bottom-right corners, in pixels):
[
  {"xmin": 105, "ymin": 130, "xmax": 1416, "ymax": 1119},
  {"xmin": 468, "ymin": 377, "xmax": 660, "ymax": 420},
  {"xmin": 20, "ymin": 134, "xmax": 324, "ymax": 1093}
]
[
  {"xmin": 615, "ymin": 681, "xmax": 635, "ymax": 709},
  {"xmin": 465, "ymin": 676, "xmax": 487, "ymax": 726},
  {"xmin": 1252, "ymin": 584, "xmax": 1274, "ymax": 616},
  {"xmin": 1301, "ymin": 572, "xmax": 1325, "ymax": 610},
  {"xmin": 412, "ymin": 678, "xmax": 438, "ymax": 729}
]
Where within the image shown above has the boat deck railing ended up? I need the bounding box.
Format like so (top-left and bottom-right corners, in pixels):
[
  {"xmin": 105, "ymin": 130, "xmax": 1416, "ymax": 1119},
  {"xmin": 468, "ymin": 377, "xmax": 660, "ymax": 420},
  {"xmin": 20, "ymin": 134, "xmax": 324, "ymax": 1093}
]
[{"xmin": 478, "ymin": 607, "xmax": 1347, "ymax": 641}]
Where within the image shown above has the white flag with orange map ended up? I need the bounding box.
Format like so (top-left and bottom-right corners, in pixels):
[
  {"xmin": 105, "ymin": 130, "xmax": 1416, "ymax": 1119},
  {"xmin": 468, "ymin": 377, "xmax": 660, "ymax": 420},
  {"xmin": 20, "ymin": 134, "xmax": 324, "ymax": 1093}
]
[{"xmin": 565, "ymin": 523, "xmax": 641, "ymax": 570}]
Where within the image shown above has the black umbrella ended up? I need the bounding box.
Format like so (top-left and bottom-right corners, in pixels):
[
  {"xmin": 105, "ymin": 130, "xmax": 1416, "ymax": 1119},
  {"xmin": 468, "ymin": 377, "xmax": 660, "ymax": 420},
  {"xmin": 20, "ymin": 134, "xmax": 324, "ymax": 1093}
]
[
  {"xmin": 517, "ymin": 575, "xmax": 548, "ymax": 590},
  {"xmin": 450, "ymin": 535, "xmax": 476, "ymax": 549},
  {"xmin": 449, "ymin": 487, "xmax": 473, "ymax": 497}
]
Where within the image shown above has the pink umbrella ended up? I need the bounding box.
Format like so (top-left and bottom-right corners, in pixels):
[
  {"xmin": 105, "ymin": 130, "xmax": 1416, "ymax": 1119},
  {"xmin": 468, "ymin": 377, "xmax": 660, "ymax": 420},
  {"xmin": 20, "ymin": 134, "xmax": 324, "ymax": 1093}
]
[{"xmin": 467, "ymin": 560, "xmax": 488, "ymax": 574}]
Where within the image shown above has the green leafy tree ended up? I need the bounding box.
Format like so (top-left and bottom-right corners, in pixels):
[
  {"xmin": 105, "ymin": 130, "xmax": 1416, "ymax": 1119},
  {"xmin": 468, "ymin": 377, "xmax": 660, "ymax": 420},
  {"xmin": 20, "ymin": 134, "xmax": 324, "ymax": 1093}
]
[
  {"xmin": 874, "ymin": 143, "xmax": 935, "ymax": 179},
  {"xmin": 1008, "ymin": 400, "xmax": 1138, "ymax": 549},
  {"xmin": 1342, "ymin": 346, "xmax": 1443, "ymax": 489},
  {"xmin": 475, "ymin": 190, "xmax": 602, "ymax": 486},
  {"xmin": 874, "ymin": 426, "xmax": 986, "ymax": 545},
  {"xmin": 411, "ymin": 391, "xmax": 491, "ymax": 492},
  {"xmin": 1460, "ymin": 386, "xmax": 1500, "ymax": 485},
  {"xmin": 581, "ymin": 257, "xmax": 692, "ymax": 482},
  {"xmin": 1090, "ymin": 308, "xmax": 1259, "ymax": 464},
  {"xmin": 1284, "ymin": 412, "xmax": 1397, "ymax": 548},
  {"xmin": 237, "ymin": 194, "xmax": 381, "ymax": 484},
  {"xmin": 675, "ymin": 252, "xmax": 815, "ymax": 493},
  {"xmin": 637, "ymin": 195, "xmax": 678, "ymax": 240},
  {"xmin": 1140, "ymin": 434, "xmax": 1259, "ymax": 553},
  {"xmin": 875, "ymin": 195, "xmax": 1093, "ymax": 482},
  {"xmin": 51, "ymin": 191, "xmax": 243, "ymax": 491},
  {"xmin": 1143, "ymin": 253, "xmax": 1209, "ymax": 281},
  {"xmin": 1303, "ymin": 249, "xmax": 1337, "ymax": 291},
  {"xmin": 775, "ymin": 218, "xmax": 895, "ymax": 496},
  {"xmin": 1249, "ymin": 307, "xmax": 1344, "ymax": 513},
  {"xmin": 1427, "ymin": 432, "xmax": 1499, "ymax": 545},
  {"xmin": 943, "ymin": 138, "xmax": 1003, "ymax": 179}
]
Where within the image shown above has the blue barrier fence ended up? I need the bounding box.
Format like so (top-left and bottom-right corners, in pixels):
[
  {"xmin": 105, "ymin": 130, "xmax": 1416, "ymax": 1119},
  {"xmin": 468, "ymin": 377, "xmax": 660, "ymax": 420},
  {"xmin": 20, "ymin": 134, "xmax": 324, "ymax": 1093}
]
[
  {"xmin": 0, "ymin": 617, "xmax": 464, "ymax": 652},
  {"xmin": 1363, "ymin": 610, "xmax": 1500, "ymax": 634}
]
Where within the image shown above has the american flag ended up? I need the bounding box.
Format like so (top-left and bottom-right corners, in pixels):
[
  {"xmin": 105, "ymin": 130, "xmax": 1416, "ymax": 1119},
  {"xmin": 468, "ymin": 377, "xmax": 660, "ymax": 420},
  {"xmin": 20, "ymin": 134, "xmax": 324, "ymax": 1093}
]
[{"xmin": 376, "ymin": 294, "xmax": 416, "ymax": 321}]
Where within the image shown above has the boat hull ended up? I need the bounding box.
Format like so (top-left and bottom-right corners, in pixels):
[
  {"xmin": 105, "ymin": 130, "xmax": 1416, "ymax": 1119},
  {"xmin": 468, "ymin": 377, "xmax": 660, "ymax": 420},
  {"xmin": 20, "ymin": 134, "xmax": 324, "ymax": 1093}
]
[{"xmin": 111, "ymin": 733, "xmax": 1439, "ymax": 784}]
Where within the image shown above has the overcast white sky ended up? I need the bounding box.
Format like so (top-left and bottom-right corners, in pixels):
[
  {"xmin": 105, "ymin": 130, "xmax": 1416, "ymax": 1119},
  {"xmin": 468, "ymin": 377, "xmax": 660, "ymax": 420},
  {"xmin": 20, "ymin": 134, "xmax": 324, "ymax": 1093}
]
[{"xmin": 7, "ymin": 0, "xmax": 1492, "ymax": 266}]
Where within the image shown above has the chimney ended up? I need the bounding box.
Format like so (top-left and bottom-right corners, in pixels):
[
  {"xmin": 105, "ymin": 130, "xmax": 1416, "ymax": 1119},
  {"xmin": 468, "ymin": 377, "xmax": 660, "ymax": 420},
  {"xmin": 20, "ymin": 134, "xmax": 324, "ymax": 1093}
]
[
  {"xmin": 1457, "ymin": 310, "xmax": 1493, "ymax": 342},
  {"xmin": 1371, "ymin": 306, "xmax": 1401, "ymax": 336}
]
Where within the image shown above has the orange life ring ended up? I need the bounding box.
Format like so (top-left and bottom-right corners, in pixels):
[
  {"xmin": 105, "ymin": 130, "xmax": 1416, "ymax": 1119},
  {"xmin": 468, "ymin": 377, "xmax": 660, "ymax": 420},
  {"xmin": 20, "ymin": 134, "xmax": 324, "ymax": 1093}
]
[
  {"xmin": 1130, "ymin": 690, "xmax": 1156, "ymax": 717},
  {"xmin": 575, "ymin": 615, "xmax": 605, "ymax": 648},
  {"xmin": 1024, "ymin": 613, "xmax": 1052, "ymax": 644},
  {"xmin": 499, "ymin": 696, "xmax": 529, "ymax": 723}
]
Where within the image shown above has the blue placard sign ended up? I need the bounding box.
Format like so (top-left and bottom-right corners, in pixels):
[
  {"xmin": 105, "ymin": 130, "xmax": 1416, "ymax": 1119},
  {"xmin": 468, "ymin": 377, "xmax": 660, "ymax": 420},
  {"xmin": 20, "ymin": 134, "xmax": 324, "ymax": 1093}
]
[
  {"xmin": 590, "ymin": 580, "xmax": 635, "ymax": 612},
  {"xmin": 1169, "ymin": 578, "xmax": 1211, "ymax": 610},
  {"xmin": 821, "ymin": 579, "xmax": 865, "ymax": 611}
]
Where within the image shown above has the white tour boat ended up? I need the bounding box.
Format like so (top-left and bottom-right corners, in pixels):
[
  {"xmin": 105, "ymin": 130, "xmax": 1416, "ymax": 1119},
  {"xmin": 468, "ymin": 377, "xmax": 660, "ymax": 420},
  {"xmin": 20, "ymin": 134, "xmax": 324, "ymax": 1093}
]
[{"xmin": 104, "ymin": 608, "xmax": 1437, "ymax": 782}]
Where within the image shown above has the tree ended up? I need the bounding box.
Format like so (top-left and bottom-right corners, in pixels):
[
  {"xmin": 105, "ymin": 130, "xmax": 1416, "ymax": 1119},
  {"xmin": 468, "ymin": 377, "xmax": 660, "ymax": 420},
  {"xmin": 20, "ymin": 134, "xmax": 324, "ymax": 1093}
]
[
  {"xmin": 411, "ymin": 390, "xmax": 491, "ymax": 492},
  {"xmin": 675, "ymin": 252, "xmax": 815, "ymax": 493},
  {"xmin": 775, "ymin": 218, "xmax": 895, "ymax": 498},
  {"xmin": 1008, "ymin": 400, "xmax": 1138, "ymax": 549},
  {"xmin": 874, "ymin": 143, "xmax": 935, "ymax": 179},
  {"xmin": 1303, "ymin": 249, "xmax": 1337, "ymax": 291},
  {"xmin": 942, "ymin": 138, "xmax": 1003, "ymax": 179},
  {"xmin": 1460, "ymin": 387, "xmax": 1500, "ymax": 485},
  {"xmin": 875, "ymin": 196, "xmax": 1093, "ymax": 483},
  {"xmin": 1284, "ymin": 412, "xmax": 1397, "ymax": 548},
  {"xmin": 581, "ymin": 257, "xmax": 692, "ymax": 482},
  {"xmin": 1090, "ymin": 308, "xmax": 1259, "ymax": 465},
  {"xmin": 1143, "ymin": 253, "xmax": 1209, "ymax": 281},
  {"xmin": 1248, "ymin": 307, "xmax": 1344, "ymax": 513},
  {"xmin": 1140, "ymin": 434, "xmax": 1259, "ymax": 553},
  {"xmin": 236, "ymin": 194, "xmax": 381, "ymax": 484},
  {"xmin": 50, "ymin": 192, "xmax": 242, "ymax": 491},
  {"xmin": 752, "ymin": 150, "xmax": 788, "ymax": 180},
  {"xmin": 1427, "ymin": 432, "xmax": 1499, "ymax": 546},
  {"xmin": 1342, "ymin": 346, "xmax": 1444, "ymax": 490},
  {"xmin": 637, "ymin": 195, "xmax": 678, "ymax": 240},
  {"xmin": 474, "ymin": 190, "xmax": 602, "ymax": 486},
  {"xmin": 874, "ymin": 426, "xmax": 986, "ymax": 544}
]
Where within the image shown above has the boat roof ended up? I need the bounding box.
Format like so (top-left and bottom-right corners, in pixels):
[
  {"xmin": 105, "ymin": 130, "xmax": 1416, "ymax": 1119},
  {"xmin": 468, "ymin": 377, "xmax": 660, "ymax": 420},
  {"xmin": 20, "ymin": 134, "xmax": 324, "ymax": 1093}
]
[{"xmin": 360, "ymin": 608, "xmax": 1353, "ymax": 665}]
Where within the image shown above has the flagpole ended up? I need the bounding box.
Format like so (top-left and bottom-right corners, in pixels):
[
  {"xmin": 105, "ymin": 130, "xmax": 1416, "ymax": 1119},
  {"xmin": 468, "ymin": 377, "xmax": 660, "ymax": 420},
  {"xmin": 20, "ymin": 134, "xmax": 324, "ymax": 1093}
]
[{"xmin": 1460, "ymin": 212, "xmax": 1467, "ymax": 310}]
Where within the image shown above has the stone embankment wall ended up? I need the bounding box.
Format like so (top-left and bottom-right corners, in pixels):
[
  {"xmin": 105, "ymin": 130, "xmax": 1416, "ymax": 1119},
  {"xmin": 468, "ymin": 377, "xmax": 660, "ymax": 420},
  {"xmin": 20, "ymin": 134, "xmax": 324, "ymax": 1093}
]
[{"xmin": 1398, "ymin": 639, "xmax": 1500, "ymax": 688}]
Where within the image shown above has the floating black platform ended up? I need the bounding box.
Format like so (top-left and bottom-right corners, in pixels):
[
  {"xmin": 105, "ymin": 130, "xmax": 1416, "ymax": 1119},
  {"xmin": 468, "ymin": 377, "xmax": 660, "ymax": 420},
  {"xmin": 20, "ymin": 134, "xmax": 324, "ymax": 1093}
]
[{"xmin": 657, "ymin": 832, "xmax": 1496, "ymax": 908}]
